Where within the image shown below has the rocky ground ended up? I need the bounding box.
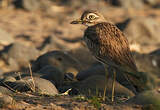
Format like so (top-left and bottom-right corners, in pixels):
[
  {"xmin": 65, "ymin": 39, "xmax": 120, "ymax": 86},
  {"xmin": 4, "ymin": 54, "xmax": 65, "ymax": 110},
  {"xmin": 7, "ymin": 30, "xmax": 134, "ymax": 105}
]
[{"xmin": 0, "ymin": 0, "xmax": 160, "ymax": 110}]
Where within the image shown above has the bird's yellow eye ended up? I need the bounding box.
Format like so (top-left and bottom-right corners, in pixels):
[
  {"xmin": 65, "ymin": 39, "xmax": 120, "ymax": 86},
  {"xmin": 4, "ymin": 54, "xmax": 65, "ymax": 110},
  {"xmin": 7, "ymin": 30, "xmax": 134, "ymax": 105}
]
[{"xmin": 88, "ymin": 15, "xmax": 95, "ymax": 20}]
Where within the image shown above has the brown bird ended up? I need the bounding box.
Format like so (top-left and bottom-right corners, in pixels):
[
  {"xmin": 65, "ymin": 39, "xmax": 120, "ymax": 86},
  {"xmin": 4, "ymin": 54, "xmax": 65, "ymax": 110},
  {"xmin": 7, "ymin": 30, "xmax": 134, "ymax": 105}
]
[{"xmin": 71, "ymin": 10, "xmax": 138, "ymax": 102}]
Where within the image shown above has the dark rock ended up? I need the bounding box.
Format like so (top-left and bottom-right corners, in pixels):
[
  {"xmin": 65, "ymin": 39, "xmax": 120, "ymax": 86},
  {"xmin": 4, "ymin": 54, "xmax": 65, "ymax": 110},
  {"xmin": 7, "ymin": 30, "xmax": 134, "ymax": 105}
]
[
  {"xmin": 32, "ymin": 50, "xmax": 81, "ymax": 77},
  {"xmin": 126, "ymin": 89, "xmax": 160, "ymax": 109},
  {"xmin": 37, "ymin": 65, "xmax": 64, "ymax": 87},
  {"xmin": 0, "ymin": 42, "xmax": 39, "ymax": 71},
  {"xmin": 74, "ymin": 75, "xmax": 135, "ymax": 97},
  {"xmin": 14, "ymin": 0, "xmax": 40, "ymax": 11},
  {"xmin": 116, "ymin": 18, "xmax": 130, "ymax": 31},
  {"xmin": 123, "ymin": 17, "xmax": 160, "ymax": 45},
  {"xmin": 150, "ymin": 49, "xmax": 160, "ymax": 56},
  {"xmin": 110, "ymin": 0, "xmax": 144, "ymax": 9},
  {"xmin": 0, "ymin": 28, "xmax": 14, "ymax": 46},
  {"xmin": 68, "ymin": 47, "xmax": 96, "ymax": 70},
  {"xmin": 76, "ymin": 64, "xmax": 105, "ymax": 81},
  {"xmin": 153, "ymin": 3, "xmax": 160, "ymax": 8}
]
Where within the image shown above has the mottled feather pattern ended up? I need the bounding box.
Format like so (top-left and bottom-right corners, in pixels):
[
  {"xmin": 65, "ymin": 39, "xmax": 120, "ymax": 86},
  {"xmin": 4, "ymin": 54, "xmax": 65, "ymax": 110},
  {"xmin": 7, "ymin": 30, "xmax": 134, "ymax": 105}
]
[{"xmin": 84, "ymin": 22, "xmax": 137, "ymax": 73}]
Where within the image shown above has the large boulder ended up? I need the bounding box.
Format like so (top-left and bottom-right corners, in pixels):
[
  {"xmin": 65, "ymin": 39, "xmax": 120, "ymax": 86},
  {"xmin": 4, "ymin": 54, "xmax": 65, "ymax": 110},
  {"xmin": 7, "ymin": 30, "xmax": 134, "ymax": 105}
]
[
  {"xmin": 0, "ymin": 42, "xmax": 39, "ymax": 71},
  {"xmin": 32, "ymin": 50, "xmax": 81, "ymax": 77}
]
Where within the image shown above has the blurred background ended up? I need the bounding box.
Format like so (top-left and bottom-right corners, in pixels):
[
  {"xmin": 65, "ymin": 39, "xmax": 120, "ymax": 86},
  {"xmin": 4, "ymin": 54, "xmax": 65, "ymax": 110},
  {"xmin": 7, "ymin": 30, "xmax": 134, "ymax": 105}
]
[{"xmin": 0, "ymin": 0, "xmax": 160, "ymax": 75}]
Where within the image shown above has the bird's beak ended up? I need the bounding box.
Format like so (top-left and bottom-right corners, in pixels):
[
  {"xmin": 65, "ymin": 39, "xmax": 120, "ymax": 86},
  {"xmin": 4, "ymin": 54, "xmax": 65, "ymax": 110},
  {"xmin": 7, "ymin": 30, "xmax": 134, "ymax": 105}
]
[{"xmin": 70, "ymin": 19, "xmax": 83, "ymax": 24}]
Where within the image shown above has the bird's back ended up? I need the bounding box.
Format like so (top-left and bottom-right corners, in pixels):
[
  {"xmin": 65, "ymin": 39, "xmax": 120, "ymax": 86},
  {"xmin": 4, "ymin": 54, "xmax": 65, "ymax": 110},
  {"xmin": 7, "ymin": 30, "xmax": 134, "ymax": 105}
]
[{"xmin": 84, "ymin": 22, "xmax": 137, "ymax": 73}]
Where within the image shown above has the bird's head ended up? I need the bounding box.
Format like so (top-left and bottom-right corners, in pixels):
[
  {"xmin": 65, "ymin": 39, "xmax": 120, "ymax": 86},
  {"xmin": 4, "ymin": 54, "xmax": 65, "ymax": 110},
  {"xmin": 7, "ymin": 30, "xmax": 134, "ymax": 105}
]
[{"xmin": 70, "ymin": 10, "xmax": 106, "ymax": 26}]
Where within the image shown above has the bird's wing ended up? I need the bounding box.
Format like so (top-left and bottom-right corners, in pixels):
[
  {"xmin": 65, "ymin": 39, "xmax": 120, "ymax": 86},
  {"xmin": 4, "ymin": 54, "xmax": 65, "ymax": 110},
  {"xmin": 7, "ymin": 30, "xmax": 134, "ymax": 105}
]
[
  {"xmin": 84, "ymin": 22, "xmax": 137, "ymax": 72},
  {"xmin": 99, "ymin": 23, "xmax": 137, "ymax": 72}
]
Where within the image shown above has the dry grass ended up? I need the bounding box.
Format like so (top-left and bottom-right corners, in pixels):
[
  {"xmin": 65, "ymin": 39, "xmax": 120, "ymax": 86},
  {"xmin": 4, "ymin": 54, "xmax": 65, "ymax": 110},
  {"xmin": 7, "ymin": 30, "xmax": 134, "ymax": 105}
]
[{"xmin": 28, "ymin": 63, "xmax": 36, "ymax": 92}]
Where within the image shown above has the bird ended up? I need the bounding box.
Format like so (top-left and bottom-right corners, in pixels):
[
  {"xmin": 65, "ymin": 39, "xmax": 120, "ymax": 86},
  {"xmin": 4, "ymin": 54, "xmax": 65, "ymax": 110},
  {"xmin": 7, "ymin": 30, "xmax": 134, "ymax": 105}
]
[{"xmin": 70, "ymin": 10, "xmax": 138, "ymax": 102}]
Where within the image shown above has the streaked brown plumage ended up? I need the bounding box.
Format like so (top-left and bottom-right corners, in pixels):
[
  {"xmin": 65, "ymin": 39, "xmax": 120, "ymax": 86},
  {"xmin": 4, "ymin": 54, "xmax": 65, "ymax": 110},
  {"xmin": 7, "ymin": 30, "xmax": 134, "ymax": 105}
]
[
  {"xmin": 71, "ymin": 10, "xmax": 138, "ymax": 101},
  {"xmin": 84, "ymin": 22, "xmax": 137, "ymax": 71}
]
